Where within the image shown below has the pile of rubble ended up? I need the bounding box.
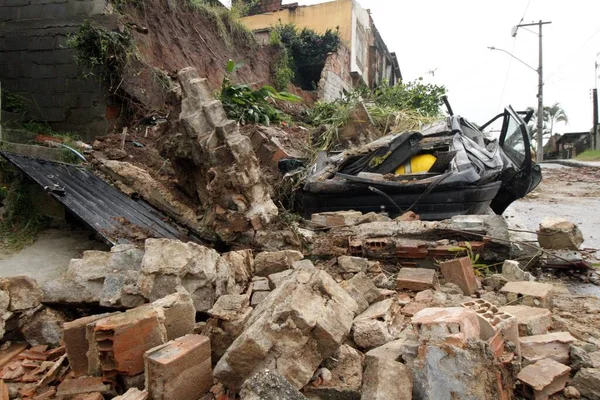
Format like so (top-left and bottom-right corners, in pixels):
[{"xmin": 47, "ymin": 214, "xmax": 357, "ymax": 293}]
[{"xmin": 0, "ymin": 210, "xmax": 597, "ymax": 399}]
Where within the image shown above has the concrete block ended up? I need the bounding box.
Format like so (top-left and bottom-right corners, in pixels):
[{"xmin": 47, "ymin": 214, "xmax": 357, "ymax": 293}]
[
  {"xmin": 517, "ymin": 358, "xmax": 570, "ymax": 400},
  {"xmin": 311, "ymin": 211, "xmax": 364, "ymax": 227},
  {"xmin": 94, "ymin": 307, "xmax": 167, "ymax": 377},
  {"xmin": 520, "ymin": 332, "xmax": 576, "ymax": 365},
  {"xmin": 462, "ymin": 299, "xmax": 520, "ymax": 356},
  {"xmin": 439, "ymin": 257, "xmax": 478, "ymax": 295},
  {"xmin": 145, "ymin": 335, "xmax": 212, "ymax": 400},
  {"xmin": 500, "ymin": 281, "xmax": 554, "ymax": 308},
  {"xmin": 396, "ymin": 268, "xmax": 437, "ymax": 291},
  {"xmin": 499, "ymin": 305, "xmax": 552, "ymax": 336},
  {"xmin": 361, "ymin": 355, "xmax": 412, "ymax": 400},
  {"xmin": 63, "ymin": 312, "xmax": 119, "ymax": 377},
  {"xmin": 411, "ymin": 307, "xmax": 480, "ymax": 344}
]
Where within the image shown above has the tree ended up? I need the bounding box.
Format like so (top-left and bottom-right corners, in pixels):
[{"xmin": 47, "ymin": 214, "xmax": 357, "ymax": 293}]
[
  {"xmin": 525, "ymin": 106, "xmax": 550, "ymax": 147},
  {"xmin": 544, "ymin": 102, "xmax": 569, "ymax": 137}
]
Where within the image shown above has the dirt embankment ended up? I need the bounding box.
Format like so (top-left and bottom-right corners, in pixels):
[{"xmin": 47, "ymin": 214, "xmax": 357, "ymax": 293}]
[{"xmin": 121, "ymin": 0, "xmax": 278, "ymax": 92}]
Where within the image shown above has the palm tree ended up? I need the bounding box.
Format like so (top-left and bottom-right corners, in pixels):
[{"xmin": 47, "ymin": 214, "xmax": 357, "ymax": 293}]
[
  {"xmin": 525, "ymin": 106, "xmax": 550, "ymax": 148},
  {"xmin": 544, "ymin": 102, "xmax": 569, "ymax": 138}
]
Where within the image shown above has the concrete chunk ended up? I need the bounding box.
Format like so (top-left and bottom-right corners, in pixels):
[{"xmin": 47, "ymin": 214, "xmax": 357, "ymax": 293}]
[
  {"xmin": 254, "ymin": 250, "xmax": 303, "ymax": 277},
  {"xmin": 537, "ymin": 217, "xmax": 583, "ymax": 250},
  {"xmin": 499, "ymin": 305, "xmax": 552, "ymax": 336},
  {"xmin": 520, "ymin": 332, "xmax": 577, "ymax": 364},
  {"xmin": 411, "ymin": 307, "xmax": 480, "ymax": 344},
  {"xmin": 396, "ymin": 268, "xmax": 437, "ymax": 291},
  {"xmin": 518, "ymin": 358, "xmax": 571, "ymax": 400},
  {"xmin": 240, "ymin": 370, "xmax": 307, "ymax": 400},
  {"xmin": 571, "ymin": 368, "xmax": 600, "ymax": 400},
  {"xmin": 361, "ymin": 355, "xmax": 412, "ymax": 400},
  {"xmin": 500, "ymin": 281, "xmax": 554, "ymax": 308}
]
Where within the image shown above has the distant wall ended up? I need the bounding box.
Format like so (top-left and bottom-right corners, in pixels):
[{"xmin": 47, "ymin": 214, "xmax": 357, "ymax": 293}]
[
  {"xmin": 0, "ymin": 0, "xmax": 117, "ymax": 140},
  {"xmin": 318, "ymin": 44, "xmax": 352, "ymax": 101}
]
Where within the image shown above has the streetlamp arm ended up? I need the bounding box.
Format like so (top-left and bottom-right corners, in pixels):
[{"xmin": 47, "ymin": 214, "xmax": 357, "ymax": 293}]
[{"xmin": 487, "ymin": 46, "xmax": 538, "ymax": 73}]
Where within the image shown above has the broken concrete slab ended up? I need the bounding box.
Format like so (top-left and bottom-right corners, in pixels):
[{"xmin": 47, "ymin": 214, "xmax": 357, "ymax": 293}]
[
  {"xmin": 254, "ymin": 250, "xmax": 303, "ymax": 277},
  {"xmin": 411, "ymin": 307, "xmax": 480, "ymax": 344},
  {"xmin": 537, "ymin": 217, "xmax": 584, "ymax": 250},
  {"xmin": 353, "ymin": 299, "xmax": 405, "ymax": 349},
  {"xmin": 517, "ymin": 358, "xmax": 571, "ymax": 400},
  {"xmin": 204, "ymin": 294, "xmax": 253, "ymax": 361},
  {"xmin": 337, "ymin": 256, "xmax": 369, "ymax": 274},
  {"xmin": 311, "ymin": 211, "xmax": 364, "ymax": 228},
  {"xmin": 499, "ymin": 305, "xmax": 552, "ymax": 336},
  {"xmin": 145, "ymin": 335, "xmax": 212, "ymax": 400},
  {"xmin": 571, "ymin": 368, "xmax": 600, "ymax": 400},
  {"xmin": 361, "ymin": 355, "xmax": 412, "ymax": 400},
  {"xmin": 340, "ymin": 272, "xmax": 380, "ymax": 313},
  {"xmin": 396, "ymin": 268, "xmax": 437, "ymax": 291},
  {"xmin": 500, "ymin": 281, "xmax": 554, "ymax": 308},
  {"xmin": 439, "ymin": 257, "xmax": 478, "ymax": 295},
  {"xmin": 0, "ymin": 276, "xmax": 43, "ymax": 312},
  {"xmin": 146, "ymin": 290, "xmax": 196, "ymax": 341},
  {"xmin": 520, "ymin": 332, "xmax": 577, "ymax": 365},
  {"xmin": 214, "ymin": 269, "xmax": 358, "ymax": 389},
  {"xmin": 240, "ymin": 370, "xmax": 308, "ymax": 400}
]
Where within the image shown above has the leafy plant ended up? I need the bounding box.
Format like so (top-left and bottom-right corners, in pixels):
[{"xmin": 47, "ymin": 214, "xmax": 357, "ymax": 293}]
[
  {"xmin": 0, "ymin": 167, "xmax": 49, "ymax": 252},
  {"xmin": 272, "ymin": 24, "xmax": 341, "ymax": 90},
  {"xmin": 67, "ymin": 20, "xmax": 134, "ymax": 87},
  {"xmin": 447, "ymin": 242, "xmax": 490, "ymax": 276},
  {"xmin": 219, "ymin": 60, "xmax": 301, "ymax": 126},
  {"xmin": 1, "ymin": 91, "xmax": 29, "ymax": 115},
  {"xmin": 372, "ymin": 78, "xmax": 447, "ymax": 117}
]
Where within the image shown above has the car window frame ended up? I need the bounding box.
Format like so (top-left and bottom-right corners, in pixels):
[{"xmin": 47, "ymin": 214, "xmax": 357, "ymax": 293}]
[{"xmin": 499, "ymin": 106, "xmax": 532, "ymax": 171}]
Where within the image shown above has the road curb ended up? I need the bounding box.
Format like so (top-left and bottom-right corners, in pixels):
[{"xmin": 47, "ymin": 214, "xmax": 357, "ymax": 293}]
[{"xmin": 541, "ymin": 160, "xmax": 600, "ymax": 169}]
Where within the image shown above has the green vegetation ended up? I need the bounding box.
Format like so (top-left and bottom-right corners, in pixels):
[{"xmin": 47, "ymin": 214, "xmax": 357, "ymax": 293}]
[
  {"xmin": 306, "ymin": 79, "xmax": 446, "ymax": 153},
  {"xmin": 187, "ymin": 0, "xmax": 257, "ymax": 49},
  {"xmin": 271, "ymin": 24, "xmax": 341, "ymax": 90},
  {"xmin": 1, "ymin": 90, "xmax": 29, "ymax": 115},
  {"xmin": 0, "ymin": 161, "xmax": 49, "ymax": 252},
  {"xmin": 220, "ymin": 60, "xmax": 301, "ymax": 126},
  {"xmin": 447, "ymin": 242, "xmax": 490, "ymax": 277},
  {"xmin": 526, "ymin": 102, "xmax": 569, "ymax": 145},
  {"xmin": 67, "ymin": 20, "xmax": 134, "ymax": 87},
  {"xmin": 17, "ymin": 122, "xmax": 83, "ymax": 164},
  {"xmin": 576, "ymin": 150, "xmax": 600, "ymax": 161}
]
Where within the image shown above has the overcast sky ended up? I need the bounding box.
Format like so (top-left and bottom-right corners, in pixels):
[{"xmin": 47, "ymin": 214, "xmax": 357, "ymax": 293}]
[{"xmin": 284, "ymin": 0, "xmax": 600, "ymax": 132}]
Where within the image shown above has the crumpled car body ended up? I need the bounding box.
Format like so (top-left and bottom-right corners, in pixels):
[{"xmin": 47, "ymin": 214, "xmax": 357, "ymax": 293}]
[{"xmin": 298, "ymin": 106, "xmax": 542, "ymax": 220}]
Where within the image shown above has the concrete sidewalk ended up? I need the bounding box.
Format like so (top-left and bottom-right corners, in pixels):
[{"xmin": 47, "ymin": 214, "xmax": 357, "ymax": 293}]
[{"xmin": 542, "ymin": 159, "xmax": 600, "ymax": 168}]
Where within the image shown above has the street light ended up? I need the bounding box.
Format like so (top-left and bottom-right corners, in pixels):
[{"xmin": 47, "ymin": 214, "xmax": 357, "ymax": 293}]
[{"xmin": 490, "ymin": 21, "xmax": 551, "ymax": 163}]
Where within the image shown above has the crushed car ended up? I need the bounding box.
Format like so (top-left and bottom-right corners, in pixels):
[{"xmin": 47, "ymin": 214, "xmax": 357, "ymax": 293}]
[{"xmin": 296, "ymin": 105, "xmax": 542, "ymax": 220}]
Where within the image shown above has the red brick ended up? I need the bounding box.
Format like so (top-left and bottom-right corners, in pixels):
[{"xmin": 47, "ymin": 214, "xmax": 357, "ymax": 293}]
[
  {"xmin": 94, "ymin": 307, "xmax": 167, "ymax": 377},
  {"xmin": 439, "ymin": 257, "xmax": 478, "ymax": 295},
  {"xmin": 411, "ymin": 307, "xmax": 480, "ymax": 344},
  {"xmin": 145, "ymin": 335, "xmax": 212, "ymax": 400},
  {"xmin": 56, "ymin": 376, "xmax": 112, "ymax": 397},
  {"xmin": 396, "ymin": 268, "xmax": 437, "ymax": 291},
  {"xmin": 63, "ymin": 313, "xmax": 119, "ymax": 377},
  {"xmin": 517, "ymin": 358, "xmax": 570, "ymax": 399}
]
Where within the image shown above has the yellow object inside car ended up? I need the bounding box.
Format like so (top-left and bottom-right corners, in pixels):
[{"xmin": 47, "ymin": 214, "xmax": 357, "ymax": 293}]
[{"xmin": 395, "ymin": 154, "xmax": 437, "ymax": 175}]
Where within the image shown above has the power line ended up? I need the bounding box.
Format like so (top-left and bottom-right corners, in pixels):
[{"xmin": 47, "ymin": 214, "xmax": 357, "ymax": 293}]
[{"xmin": 546, "ymin": 24, "xmax": 600, "ymax": 81}]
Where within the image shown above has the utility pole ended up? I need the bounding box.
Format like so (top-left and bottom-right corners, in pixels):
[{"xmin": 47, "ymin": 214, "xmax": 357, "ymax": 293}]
[
  {"xmin": 593, "ymin": 88, "xmax": 598, "ymax": 150},
  {"xmin": 512, "ymin": 20, "xmax": 551, "ymax": 162}
]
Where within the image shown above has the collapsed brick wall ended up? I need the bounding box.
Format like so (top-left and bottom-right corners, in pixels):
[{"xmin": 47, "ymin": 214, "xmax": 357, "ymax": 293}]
[
  {"xmin": 0, "ymin": 0, "xmax": 117, "ymax": 140},
  {"xmin": 244, "ymin": 0, "xmax": 282, "ymax": 15},
  {"xmin": 317, "ymin": 44, "xmax": 353, "ymax": 102}
]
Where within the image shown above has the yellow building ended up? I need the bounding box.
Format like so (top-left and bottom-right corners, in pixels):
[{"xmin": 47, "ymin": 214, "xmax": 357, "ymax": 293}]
[{"xmin": 240, "ymin": 0, "xmax": 401, "ymax": 100}]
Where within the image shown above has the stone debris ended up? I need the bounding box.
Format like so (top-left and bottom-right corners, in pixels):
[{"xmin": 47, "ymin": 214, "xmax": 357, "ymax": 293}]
[
  {"xmin": 499, "ymin": 305, "xmax": 552, "ymax": 336},
  {"xmin": 352, "ymin": 299, "xmax": 405, "ymax": 349},
  {"xmin": 537, "ymin": 217, "xmax": 584, "ymax": 250},
  {"xmin": 361, "ymin": 355, "xmax": 412, "ymax": 400},
  {"xmin": 396, "ymin": 268, "xmax": 437, "ymax": 291},
  {"xmin": 311, "ymin": 211, "xmax": 365, "ymax": 228},
  {"xmin": 499, "ymin": 281, "xmax": 555, "ymax": 308},
  {"xmin": 253, "ymin": 250, "xmax": 304, "ymax": 277},
  {"xmin": 114, "ymin": 388, "xmax": 149, "ymax": 400},
  {"xmin": 214, "ymin": 269, "xmax": 359, "ymax": 389},
  {"xmin": 439, "ymin": 257, "xmax": 478, "ymax": 295},
  {"xmin": 502, "ymin": 260, "xmax": 535, "ymax": 282},
  {"xmin": 239, "ymin": 370, "xmax": 308, "ymax": 400},
  {"xmin": 571, "ymin": 368, "xmax": 600, "ymax": 400},
  {"xmin": 517, "ymin": 358, "xmax": 571, "ymax": 400},
  {"xmin": 519, "ymin": 332, "xmax": 577, "ymax": 365}
]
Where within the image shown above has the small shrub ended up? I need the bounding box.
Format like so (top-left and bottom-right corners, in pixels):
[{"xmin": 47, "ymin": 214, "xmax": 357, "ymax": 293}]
[
  {"xmin": 67, "ymin": 20, "xmax": 134, "ymax": 87},
  {"xmin": 220, "ymin": 60, "xmax": 301, "ymax": 126},
  {"xmin": 372, "ymin": 78, "xmax": 447, "ymax": 117},
  {"xmin": 1, "ymin": 91, "xmax": 29, "ymax": 115}
]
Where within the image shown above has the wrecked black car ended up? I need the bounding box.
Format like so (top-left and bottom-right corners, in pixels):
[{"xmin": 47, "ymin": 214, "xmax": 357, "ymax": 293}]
[{"xmin": 297, "ymin": 106, "xmax": 542, "ymax": 220}]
